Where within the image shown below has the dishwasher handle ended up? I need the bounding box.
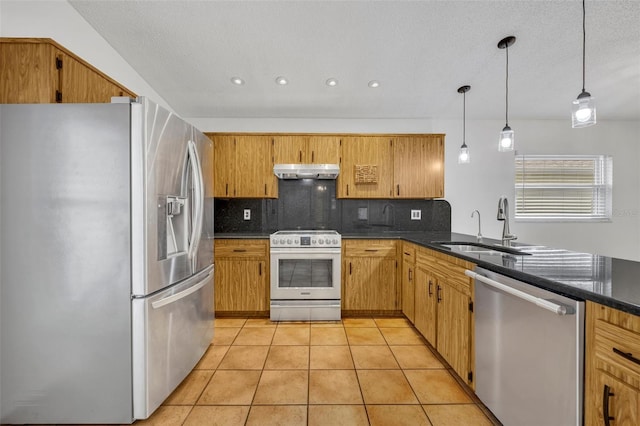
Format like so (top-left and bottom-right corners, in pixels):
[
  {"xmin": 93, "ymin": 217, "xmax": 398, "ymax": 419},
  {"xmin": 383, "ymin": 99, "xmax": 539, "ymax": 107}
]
[{"xmin": 465, "ymin": 269, "xmax": 569, "ymax": 316}]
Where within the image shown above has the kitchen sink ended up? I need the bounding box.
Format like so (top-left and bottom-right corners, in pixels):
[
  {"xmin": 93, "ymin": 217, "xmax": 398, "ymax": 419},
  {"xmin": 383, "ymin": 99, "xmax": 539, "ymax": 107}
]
[{"xmin": 433, "ymin": 241, "xmax": 531, "ymax": 256}]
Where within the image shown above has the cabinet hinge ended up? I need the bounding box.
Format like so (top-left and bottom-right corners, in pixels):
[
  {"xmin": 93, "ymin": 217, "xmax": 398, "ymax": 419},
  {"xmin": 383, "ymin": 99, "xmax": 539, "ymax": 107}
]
[
  {"xmin": 468, "ymin": 371, "xmax": 473, "ymax": 382},
  {"xmin": 55, "ymin": 57, "xmax": 63, "ymax": 69},
  {"xmin": 469, "ymin": 301, "xmax": 474, "ymax": 312},
  {"xmin": 55, "ymin": 90, "xmax": 62, "ymax": 103}
]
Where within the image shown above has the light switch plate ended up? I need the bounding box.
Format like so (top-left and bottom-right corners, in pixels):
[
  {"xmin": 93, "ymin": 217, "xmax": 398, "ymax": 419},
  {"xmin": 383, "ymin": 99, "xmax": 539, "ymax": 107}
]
[
  {"xmin": 411, "ymin": 209, "xmax": 421, "ymax": 220},
  {"xmin": 243, "ymin": 209, "xmax": 251, "ymax": 220}
]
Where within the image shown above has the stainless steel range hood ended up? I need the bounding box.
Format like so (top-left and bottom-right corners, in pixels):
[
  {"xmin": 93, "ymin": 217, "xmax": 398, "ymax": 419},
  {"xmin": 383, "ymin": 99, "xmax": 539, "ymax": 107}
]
[{"xmin": 273, "ymin": 164, "xmax": 340, "ymax": 180}]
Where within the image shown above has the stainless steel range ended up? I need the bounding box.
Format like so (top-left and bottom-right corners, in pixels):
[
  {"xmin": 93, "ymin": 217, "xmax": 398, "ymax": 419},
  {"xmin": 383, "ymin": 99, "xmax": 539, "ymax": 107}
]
[{"xmin": 270, "ymin": 230, "xmax": 341, "ymax": 321}]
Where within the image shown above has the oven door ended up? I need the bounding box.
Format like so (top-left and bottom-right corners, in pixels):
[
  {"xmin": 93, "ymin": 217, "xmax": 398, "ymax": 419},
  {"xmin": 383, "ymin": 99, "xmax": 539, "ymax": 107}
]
[{"xmin": 270, "ymin": 248, "xmax": 341, "ymax": 300}]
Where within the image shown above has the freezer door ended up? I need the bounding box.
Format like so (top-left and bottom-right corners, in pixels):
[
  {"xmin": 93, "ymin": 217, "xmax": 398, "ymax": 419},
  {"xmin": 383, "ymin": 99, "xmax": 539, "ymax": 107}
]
[
  {"xmin": 131, "ymin": 98, "xmax": 213, "ymax": 296},
  {"xmin": 132, "ymin": 265, "xmax": 214, "ymax": 420}
]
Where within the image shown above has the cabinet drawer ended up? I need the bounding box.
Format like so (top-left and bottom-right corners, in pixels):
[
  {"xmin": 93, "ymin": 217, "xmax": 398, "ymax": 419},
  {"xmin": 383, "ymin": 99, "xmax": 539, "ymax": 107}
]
[
  {"xmin": 343, "ymin": 240, "xmax": 396, "ymax": 257},
  {"xmin": 594, "ymin": 318, "xmax": 640, "ymax": 389},
  {"xmin": 214, "ymin": 240, "xmax": 268, "ymax": 258},
  {"xmin": 402, "ymin": 244, "xmax": 416, "ymax": 263}
]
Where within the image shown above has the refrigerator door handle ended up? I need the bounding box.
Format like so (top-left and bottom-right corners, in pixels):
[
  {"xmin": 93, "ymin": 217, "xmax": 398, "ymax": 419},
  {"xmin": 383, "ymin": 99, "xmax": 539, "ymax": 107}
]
[
  {"xmin": 186, "ymin": 140, "xmax": 204, "ymax": 265},
  {"xmin": 151, "ymin": 268, "xmax": 213, "ymax": 309}
]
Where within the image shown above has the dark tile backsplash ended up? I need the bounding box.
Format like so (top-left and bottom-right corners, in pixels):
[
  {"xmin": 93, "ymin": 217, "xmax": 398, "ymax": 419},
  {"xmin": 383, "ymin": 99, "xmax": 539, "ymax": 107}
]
[{"xmin": 214, "ymin": 180, "xmax": 450, "ymax": 234}]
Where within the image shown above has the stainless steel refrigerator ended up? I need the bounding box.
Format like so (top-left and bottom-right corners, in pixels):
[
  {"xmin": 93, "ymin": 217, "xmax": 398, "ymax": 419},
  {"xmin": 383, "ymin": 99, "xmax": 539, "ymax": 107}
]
[{"xmin": 0, "ymin": 97, "xmax": 214, "ymax": 424}]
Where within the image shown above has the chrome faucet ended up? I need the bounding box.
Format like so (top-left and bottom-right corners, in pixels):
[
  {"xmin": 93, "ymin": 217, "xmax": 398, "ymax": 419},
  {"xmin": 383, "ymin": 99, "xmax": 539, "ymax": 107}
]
[
  {"xmin": 471, "ymin": 210, "xmax": 482, "ymax": 242},
  {"xmin": 497, "ymin": 196, "xmax": 517, "ymax": 247}
]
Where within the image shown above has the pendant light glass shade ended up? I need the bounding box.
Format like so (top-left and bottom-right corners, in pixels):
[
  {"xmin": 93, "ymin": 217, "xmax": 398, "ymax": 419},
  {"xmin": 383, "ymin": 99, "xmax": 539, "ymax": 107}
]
[
  {"xmin": 499, "ymin": 125, "xmax": 514, "ymax": 152},
  {"xmin": 572, "ymin": 91, "xmax": 596, "ymax": 127},
  {"xmin": 497, "ymin": 36, "xmax": 516, "ymax": 152},
  {"xmin": 458, "ymin": 143, "xmax": 470, "ymax": 164},
  {"xmin": 457, "ymin": 85, "xmax": 471, "ymax": 164},
  {"xmin": 572, "ymin": 0, "xmax": 596, "ymax": 128}
]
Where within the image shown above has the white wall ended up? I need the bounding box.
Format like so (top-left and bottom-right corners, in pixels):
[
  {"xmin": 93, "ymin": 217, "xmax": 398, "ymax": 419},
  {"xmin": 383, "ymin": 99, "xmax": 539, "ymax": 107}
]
[
  {"xmin": 193, "ymin": 116, "xmax": 640, "ymax": 261},
  {"xmin": 0, "ymin": 0, "xmax": 172, "ymax": 111}
]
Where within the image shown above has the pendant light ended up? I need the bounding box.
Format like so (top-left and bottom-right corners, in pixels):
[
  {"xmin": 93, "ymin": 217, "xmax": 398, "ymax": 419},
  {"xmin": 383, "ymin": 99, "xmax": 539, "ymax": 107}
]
[
  {"xmin": 457, "ymin": 85, "xmax": 471, "ymax": 164},
  {"xmin": 572, "ymin": 0, "xmax": 596, "ymax": 128},
  {"xmin": 498, "ymin": 36, "xmax": 516, "ymax": 152}
]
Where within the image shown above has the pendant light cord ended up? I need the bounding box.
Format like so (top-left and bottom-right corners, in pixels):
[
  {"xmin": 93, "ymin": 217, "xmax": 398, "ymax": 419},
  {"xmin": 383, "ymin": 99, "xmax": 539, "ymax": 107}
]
[
  {"xmin": 505, "ymin": 44, "xmax": 509, "ymax": 126},
  {"xmin": 463, "ymin": 91, "xmax": 466, "ymax": 144},
  {"xmin": 582, "ymin": 0, "xmax": 586, "ymax": 93}
]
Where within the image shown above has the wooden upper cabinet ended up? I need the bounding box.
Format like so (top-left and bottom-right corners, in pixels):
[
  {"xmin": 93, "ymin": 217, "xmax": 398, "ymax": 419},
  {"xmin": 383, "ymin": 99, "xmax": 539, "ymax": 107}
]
[
  {"xmin": 57, "ymin": 51, "xmax": 134, "ymax": 103},
  {"xmin": 236, "ymin": 135, "xmax": 277, "ymax": 198},
  {"xmin": 393, "ymin": 135, "xmax": 444, "ymax": 198},
  {"xmin": 338, "ymin": 136, "xmax": 394, "ymax": 198},
  {"xmin": 211, "ymin": 135, "xmax": 236, "ymax": 197},
  {"xmin": 0, "ymin": 40, "xmax": 57, "ymax": 103},
  {"xmin": 308, "ymin": 135, "xmax": 340, "ymax": 164},
  {"xmin": 0, "ymin": 38, "xmax": 135, "ymax": 104},
  {"xmin": 209, "ymin": 134, "xmax": 277, "ymax": 198},
  {"xmin": 273, "ymin": 135, "xmax": 340, "ymax": 164},
  {"xmin": 273, "ymin": 135, "xmax": 305, "ymax": 164}
]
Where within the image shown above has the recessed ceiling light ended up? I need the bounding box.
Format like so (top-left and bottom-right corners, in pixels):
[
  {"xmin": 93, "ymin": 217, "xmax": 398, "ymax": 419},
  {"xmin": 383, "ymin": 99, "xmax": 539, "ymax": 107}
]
[
  {"xmin": 230, "ymin": 77, "xmax": 244, "ymax": 85},
  {"xmin": 368, "ymin": 80, "xmax": 380, "ymax": 88},
  {"xmin": 326, "ymin": 78, "xmax": 338, "ymax": 87},
  {"xmin": 275, "ymin": 76, "xmax": 288, "ymax": 85}
]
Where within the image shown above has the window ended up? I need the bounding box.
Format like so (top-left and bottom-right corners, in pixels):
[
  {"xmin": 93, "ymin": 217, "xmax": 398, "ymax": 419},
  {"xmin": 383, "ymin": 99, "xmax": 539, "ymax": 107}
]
[{"xmin": 515, "ymin": 155, "xmax": 612, "ymax": 221}]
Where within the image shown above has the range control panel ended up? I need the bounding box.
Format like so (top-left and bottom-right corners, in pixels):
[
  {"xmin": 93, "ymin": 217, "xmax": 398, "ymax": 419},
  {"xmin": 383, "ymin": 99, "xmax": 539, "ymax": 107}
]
[{"xmin": 270, "ymin": 230, "xmax": 341, "ymax": 248}]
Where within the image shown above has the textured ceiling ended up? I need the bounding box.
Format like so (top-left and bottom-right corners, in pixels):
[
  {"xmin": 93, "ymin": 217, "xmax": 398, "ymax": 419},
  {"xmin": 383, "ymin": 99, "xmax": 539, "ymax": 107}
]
[{"xmin": 69, "ymin": 0, "xmax": 640, "ymax": 121}]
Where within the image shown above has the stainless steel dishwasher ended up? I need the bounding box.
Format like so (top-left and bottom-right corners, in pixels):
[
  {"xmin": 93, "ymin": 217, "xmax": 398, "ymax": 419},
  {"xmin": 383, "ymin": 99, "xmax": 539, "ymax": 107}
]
[{"xmin": 467, "ymin": 267, "xmax": 584, "ymax": 426}]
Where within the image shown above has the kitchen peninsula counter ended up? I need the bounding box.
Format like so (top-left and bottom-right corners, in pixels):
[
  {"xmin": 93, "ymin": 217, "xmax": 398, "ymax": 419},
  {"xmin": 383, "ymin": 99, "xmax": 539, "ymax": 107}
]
[
  {"xmin": 216, "ymin": 231, "xmax": 640, "ymax": 315},
  {"xmin": 347, "ymin": 231, "xmax": 640, "ymax": 316}
]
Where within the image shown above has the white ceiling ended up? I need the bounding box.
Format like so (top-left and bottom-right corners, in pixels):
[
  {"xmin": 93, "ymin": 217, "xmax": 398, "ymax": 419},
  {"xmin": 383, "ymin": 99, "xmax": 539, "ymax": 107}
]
[{"xmin": 68, "ymin": 0, "xmax": 640, "ymax": 121}]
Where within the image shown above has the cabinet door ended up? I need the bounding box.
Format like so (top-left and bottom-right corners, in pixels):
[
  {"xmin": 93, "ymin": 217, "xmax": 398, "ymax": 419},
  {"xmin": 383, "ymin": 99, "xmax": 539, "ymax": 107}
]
[
  {"xmin": 211, "ymin": 135, "xmax": 236, "ymax": 197},
  {"xmin": 214, "ymin": 258, "xmax": 267, "ymax": 312},
  {"xmin": 58, "ymin": 51, "xmax": 135, "ymax": 103},
  {"xmin": 586, "ymin": 370, "xmax": 639, "ymax": 426},
  {"xmin": 343, "ymin": 256, "xmax": 396, "ymax": 311},
  {"xmin": 414, "ymin": 267, "xmax": 437, "ymax": 345},
  {"xmin": 273, "ymin": 135, "xmax": 306, "ymax": 164},
  {"xmin": 0, "ymin": 41, "xmax": 56, "ymax": 103},
  {"xmin": 343, "ymin": 256, "xmax": 369, "ymax": 310},
  {"xmin": 308, "ymin": 135, "xmax": 340, "ymax": 164},
  {"xmin": 402, "ymin": 259, "xmax": 415, "ymax": 323},
  {"xmin": 338, "ymin": 136, "xmax": 393, "ymax": 198},
  {"xmin": 437, "ymin": 281, "xmax": 471, "ymax": 383},
  {"xmin": 234, "ymin": 135, "xmax": 277, "ymax": 198},
  {"xmin": 393, "ymin": 135, "xmax": 444, "ymax": 198}
]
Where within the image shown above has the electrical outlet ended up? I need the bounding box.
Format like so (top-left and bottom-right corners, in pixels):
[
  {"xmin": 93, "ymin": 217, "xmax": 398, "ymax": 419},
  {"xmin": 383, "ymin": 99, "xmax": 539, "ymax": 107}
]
[
  {"xmin": 411, "ymin": 209, "xmax": 421, "ymax": 220},
  {"xmin": 243, "ymin": 209, "xmax": 251, "ymax": 220}
]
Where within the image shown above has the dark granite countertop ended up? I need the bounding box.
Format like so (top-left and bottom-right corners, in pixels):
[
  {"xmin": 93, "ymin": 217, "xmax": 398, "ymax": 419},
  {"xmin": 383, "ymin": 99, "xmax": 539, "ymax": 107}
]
[
  {"xmin": 214, "ymin": 233, "xmax": 271, "ymax": 239},
  {"xmin": 216, "ymin": 230, "xmax": 640, "ymax": 316}
]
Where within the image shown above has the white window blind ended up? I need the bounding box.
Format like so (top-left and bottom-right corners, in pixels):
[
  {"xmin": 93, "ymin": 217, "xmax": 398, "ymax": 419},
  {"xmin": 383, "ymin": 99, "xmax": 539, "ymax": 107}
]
[{"xmin": 515, "ymin": 155, "xmax": 612, "ymax": 221}]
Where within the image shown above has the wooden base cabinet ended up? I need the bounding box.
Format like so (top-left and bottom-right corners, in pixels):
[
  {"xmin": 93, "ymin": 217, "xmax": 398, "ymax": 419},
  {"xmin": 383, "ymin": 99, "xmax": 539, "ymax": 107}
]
[
  {"xmin": 401, "ymin": 242, "xmax": 417, "ymax": 323},
  {"xmin": 1, "ymin": 38, "xmax": 135, "ymax": 104},
  {"xmin": 214, "ymin": 239, "xmax": 269, "ymax": 315},
  {"xmin": 585, "ymin": 302, "xmax": 640, "ymax": 426},
  {"xmin": 414, "ymin": 264, "xmax": 437, "ymax": 344},
  {"xmin": 342, "ymin": 240, "xmax": 399, "ymax": 313},
  {"xmin": 413, "ymin": 247, "xmax": 475, "ymax": 388}
]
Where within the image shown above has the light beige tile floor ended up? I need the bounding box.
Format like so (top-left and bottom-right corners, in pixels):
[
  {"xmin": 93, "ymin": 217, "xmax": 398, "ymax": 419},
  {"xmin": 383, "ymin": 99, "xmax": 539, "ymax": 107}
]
[{"xmin": 137, "ymin": 316, "xmax": 500, "ymax": 426}]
